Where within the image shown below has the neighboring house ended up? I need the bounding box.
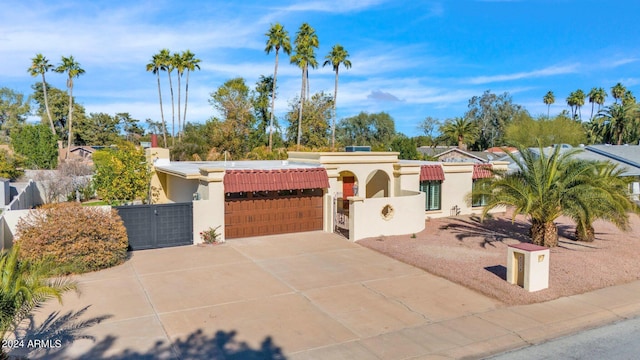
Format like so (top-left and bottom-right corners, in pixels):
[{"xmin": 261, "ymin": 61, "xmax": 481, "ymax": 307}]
[
  {"xmin": 59, "ymin": 146, "xmax": 96, "ymax": 162},
  {"xmin": 148, "ymin": 148, "xmax": 507, "ymax": 244},
  {"xmin": 418, "ymin": 146, "xmax": 492, "ymax": 163}
]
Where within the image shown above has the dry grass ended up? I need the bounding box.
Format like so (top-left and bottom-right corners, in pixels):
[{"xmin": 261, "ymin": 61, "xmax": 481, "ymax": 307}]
[{"xmin": 358, "ymin": 210, "xmax": 640, "ymax": 305}]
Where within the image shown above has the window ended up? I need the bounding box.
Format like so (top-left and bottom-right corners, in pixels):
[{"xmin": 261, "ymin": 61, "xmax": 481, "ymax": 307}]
[
  {"xmin": 420, "ymin": 181, "xmax": 441, "ymax": 211},
  {"xmin": 472, "ymin": 180, "xmax": 489, "ymax": 207}
]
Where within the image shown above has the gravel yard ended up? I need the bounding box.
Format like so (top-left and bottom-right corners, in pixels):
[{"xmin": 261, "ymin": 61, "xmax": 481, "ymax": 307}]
[{"xmin": 358, "ymin": 210, "xmax": 640, "ymax": 305}]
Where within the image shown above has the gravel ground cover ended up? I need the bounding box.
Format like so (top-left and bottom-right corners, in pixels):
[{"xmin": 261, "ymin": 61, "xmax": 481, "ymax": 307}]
[{"xmin": 359, "ymin": 210, "xmax": 640, "ymax": 305}]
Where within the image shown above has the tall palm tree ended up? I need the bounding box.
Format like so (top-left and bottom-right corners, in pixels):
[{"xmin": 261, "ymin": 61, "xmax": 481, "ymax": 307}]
[
  {"xmin": 323, "ymin": 44, "xmax": 352, "ymax": 149},
  {"xmin": 28, "ymin": 54, "xmax": 56, "ymax": 137},
  {"xmin": 543, "ymin": 90, "xmax": 555, "ymax": 118},
  {"xmin": 290, "ymin": 23, "xmax": 319, "ymax": 147},
  {"xmin": 0, "ymin": 244, "xmax": 77, "ymax": 354},
  {"xmin": 146, "ymin": 51, "xmax": 168, "ymax": 147},
  {"xmin": 587, "ymin": 87, "xmax": 607, "ymax": 120},
  {"xmin": 173, "ymin": 52, "xmax": 186, "ymax": 142},
  {"xmin": 611, "ymin": 82, "xmax": 626, "ymax": 104},
  {"xmin": 265, "ymin": 23, "xmax": 292, "ymax": 151},
  {"xmin": 473, "ymin": 144, "xmax": 634, "ymax": 247},
  {"xmin": 181, "ymin": 50, "xmax": 201, "ymax": 131},
  {"xmin": 574, "ymin": 89, "xmax": 586, "ymax": 121},
  {"xmin": 440, "ymin": 117, "xmax": 478, "ymax": 150},
  {"xmin": 158, "ymin": 49, "xmax": 175, "ymax": 145},
  {"xmin": 54, "ymin": 56, "xmax": 84, "ymax": 156}
]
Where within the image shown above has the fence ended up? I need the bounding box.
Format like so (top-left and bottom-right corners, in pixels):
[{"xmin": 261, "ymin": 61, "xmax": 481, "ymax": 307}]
[{"xmin": 6, "ymin": 180, "xmax": 43, "ymax": 211}]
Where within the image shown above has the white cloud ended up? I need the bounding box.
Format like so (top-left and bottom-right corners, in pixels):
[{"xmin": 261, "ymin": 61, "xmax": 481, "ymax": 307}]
[{"xmin": 465, "ymin": 64, "xmax": 580, "ymax": 85}]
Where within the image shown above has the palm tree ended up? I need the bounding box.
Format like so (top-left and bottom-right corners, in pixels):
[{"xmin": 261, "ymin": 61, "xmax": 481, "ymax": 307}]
[
  {"xmin": 588, "ymin": 87, "xmax": 607, "ymax": 120},
  {"xmin": 28, "ymin": 54, "xmax": 56, "ymax": 137},
  {"xmin": 0, "ymin": 244, "xmax": 77, "ymax": 355},
  {"xmin": 265, "ymin": 23, "xmax": 292, "ymax": 151},
  {"xmin": 543, "ymin": 90, "xmax": 555, "ymax": 118},
  {"xmin": 173, "ymin": 52, "xmax": 186, "ymax": 142},
  {"xmin": 146, "ymin": 51, "xmax": 168, "ymax": 147},
  {"xmin": 574, "ymin": 89, "xmax": 586, "ymax": 120},
  {"xmin": 158, "ymin": 49, "xmax": 175, "ymax": 145},
  {"xmin": 323, "ymin": 44, "xmax": 352, "ymax": 149},
  {"xmin": 440, "ymin": 117, "xmax": 478, "ymax": 150},
  {"xmin": 566, "ymin": 162, "xmax": 639, "ymax": 242},
  {"xmin": 473, "ymin": 144, "xmax": 635, "ymax": 247},
  {"xmin": 611, "ymin": 83, "xmax": 626, "ymax": 104},
  {"xmin": 622, "ymin": 90, "xmax": 636, "ymax": 106},
  {"xmin": 181, "ymin": 50, "xmax": 201, "ymax": 131},
  {"xmin": 54, "ymin": 56, "xmax": 84, "ymax": 156},
  {"xmin": 290, "ymin": 23, "xmax": 319, "ymax": 147},
  {"xmin": 598, "ymin": 102, "xmax": 640, "ymax": 145}
]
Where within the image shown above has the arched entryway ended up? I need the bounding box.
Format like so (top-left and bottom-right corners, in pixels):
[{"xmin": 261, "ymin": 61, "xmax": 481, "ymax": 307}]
[{"xmin": 365, "ymin": 169, "xmax": 390, "ymax": 198}]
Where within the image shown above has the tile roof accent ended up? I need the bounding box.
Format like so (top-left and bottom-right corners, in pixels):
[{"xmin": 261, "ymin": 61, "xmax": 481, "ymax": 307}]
[
  {"xmin": 472, "ymin": 164, "xmax": 493, "ymax": 179},
  {"xmin": 224, "ymin": 168, "xmax": 329, "ymax": 193},
  {"xmin": 420, "ymin": 165, "xmax": 445, "ymax": 181}
]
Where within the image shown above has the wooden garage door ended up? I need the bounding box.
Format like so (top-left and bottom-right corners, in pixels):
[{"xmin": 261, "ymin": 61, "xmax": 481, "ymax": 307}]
[{"xmin": 224, "ymin": 189, "xmax": 323, "ymax": 239}]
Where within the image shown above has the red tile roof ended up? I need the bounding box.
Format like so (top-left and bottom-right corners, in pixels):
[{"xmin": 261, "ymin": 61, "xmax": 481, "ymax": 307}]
[
  {"xmin": 224, "ymin": 168, "xmax": 329, "ymax": 193},
  {"xmin": 420, "ymin": 165, "xmax": 445, "ymax": 181},
  {"xmin": 472, "ymin": 164, "xmax": 493, "ymax": 179}
]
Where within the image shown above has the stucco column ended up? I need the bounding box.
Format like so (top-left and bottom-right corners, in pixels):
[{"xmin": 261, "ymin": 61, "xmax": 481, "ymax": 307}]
[
  {"xmin": 192, "ymin": 167, "xmax": 226, "ymax": 244},
  {"xmin": 348, "ymin": 196, "xmax": 365, "ymax": 242}
]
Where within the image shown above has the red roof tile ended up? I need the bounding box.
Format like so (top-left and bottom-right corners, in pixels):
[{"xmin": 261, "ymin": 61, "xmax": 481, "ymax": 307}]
[
  {"xmin": 224, "ymin": 168, "xmax": 329, "ymax": 193},
  {"xmin": 420, "ymin": 165, "xmax": 445, "ymax": 181},
  {"xmin": 473, "ymin": 164, "xmax": 493, "ymax": 179}
]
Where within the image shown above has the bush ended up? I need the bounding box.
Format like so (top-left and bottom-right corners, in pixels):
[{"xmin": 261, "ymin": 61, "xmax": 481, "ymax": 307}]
[{"xmin": 15, "ymin": 202, "xmax": 128, "ymax": 274}]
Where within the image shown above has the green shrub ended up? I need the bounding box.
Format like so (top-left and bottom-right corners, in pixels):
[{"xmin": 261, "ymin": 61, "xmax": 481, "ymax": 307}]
[{"xmin": 15, "ymin": 202, "xmax": 128, "ymax": 275}]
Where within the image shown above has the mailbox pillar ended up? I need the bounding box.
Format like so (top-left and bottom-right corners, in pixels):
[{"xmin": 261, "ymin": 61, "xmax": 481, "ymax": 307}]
[{"xmin": 507, "ymin": 243, "xmax": 549, "ymax": 292}]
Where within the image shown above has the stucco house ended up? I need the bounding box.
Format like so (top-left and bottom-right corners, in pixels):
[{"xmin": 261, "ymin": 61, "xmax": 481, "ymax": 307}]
[{"xmin": 147, "ymin": 148, "xmax": 508, "ymax": 244}]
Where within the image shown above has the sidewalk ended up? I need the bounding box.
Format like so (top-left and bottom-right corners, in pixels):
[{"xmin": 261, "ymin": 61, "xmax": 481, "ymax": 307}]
[{"xmin": 12, "ymin": 232, "xmax": 640, "ymax": 359}]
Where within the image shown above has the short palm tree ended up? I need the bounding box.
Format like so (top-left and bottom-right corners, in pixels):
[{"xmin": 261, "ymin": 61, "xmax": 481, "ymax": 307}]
[
  {"xmin": 28, "ymin": 54, "xmax": 56, "ymax": 137},
  {"xmin": 0, "ymin": 244, "xmax": 77, "ymax": 356},
  {"xmin": 543, "ymin": 90, "xmax": 555, "ymax": 118},
  {"xmin": 597, "ymin": 102, "xmax": 640, "ymax": 145},
  {"xmin": 440, "ymin": 117, "xmax": 478, "ymax": 150},
  {"xmin": 474, "ymin": 144, "xmax": 635, "ymax": 247},
  {"xmin": 565, "ymin": 161, "xmax": 639, "ymax": 242},
  {"xmin": 54, "ymin": 56, "xmax": 85, "ymax": 156},
  {"xmin": 323, "ymin": 44, "xmax": 352, "ymax": 149},
  {"xmin": 146, "ymin": 51, "xmax": 168, "ymax": 147},
  {"xmin": 265, "ymin": 23, "xmax": 292, "ymax": 151}
]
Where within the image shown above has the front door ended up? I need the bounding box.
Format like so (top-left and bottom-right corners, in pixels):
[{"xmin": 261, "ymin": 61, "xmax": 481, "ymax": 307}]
[{"xmin": 342, "ymin": 176, "xmax": 355, "ymax": 209}]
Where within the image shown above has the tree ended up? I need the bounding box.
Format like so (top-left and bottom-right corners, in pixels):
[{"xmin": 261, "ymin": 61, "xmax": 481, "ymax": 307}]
[
  {"xmin": 74, "ymin": 112, "xmax": 120, "ymax": 145},
  {"xmin": 290, "ymin": 23, "xmax": 319, "ymax": 147},
  {"xmin": 323, "ymin": 44, "xmax": 352, "ymax": 149},
  {"xmin": 611, "ymin": 82, "xmax": 626, "ymax": 104},
  {"xmin": 566, "ymin": 162, "xmax": 639, "ymax": 242},
  {"xmin": 622, "ymin": 90, "xmax": 636, "ymax": 106},
  {"xmin": 54, "ymin": 56, "xmax": 85, "ymax": 156},
  {"xmin": 0, "ymin": 149, "xmax": 24, "ymax": 180},
  {"xmin": 252, "ymin": 75, "xmax": 274, "ymax": 148},
  {"xmin": 146, "ymin": 51, "xmax": 169, "ymax": 147},
  {"xmin": 28, "ymin": 54, "xmax": 56, "ymax": 136},
  {"xmin": 173, "ymin": 52, "xmax": 186, "ymax": 142},
  {"xmin": 597, "ymin": 102, "xmax": 640, "ymax": 145},
  {"xmin": 504, "ymin": 113, "xmax": 586, "ymax": 147},
  {"xmin": 286, "ymin": 92, "xmax": 333, "ymax": 148},
  {"xmin": 390, "ymin": 134, "xmax": 420, "ymax": 160},
  {"xmin": 464, "ymin": 91, "xmax": 524, "ymax": 149},
  {"xmin": 336, "ymin": 111, "xmax": 396, "ymax": 150},
  {"xmin": 0, "ymin": 88, "xmax": 30, "ymax": 141},
  {"xmin": 158, "ymin": 49, "xmax": 176, "ymax": 144},
  {"xmin": 473, "ymin": 144, "xmax": 635, "ymax": 247},
  {"xmin": 31, "ymin": 83, "xmax": 87, "ymax": 142},
  {"xmin": 587, "ymin": 87, "xmax": 607, "ymax": 120},
  {"xmin": 118, "ymin": 112, "xmax": 144, "ymax": 143},
  {"xmin": 0, "ymin": 243, "xmax": 77, "ymax": 357},
  {"xmin": 92, "ymin": 143, "xmax": 152, "ymax": 205},
  {"xmin": 181, "ymin": 50, "xmax": 201, "ymax": 130},
  {"xmin": 543, "ymin": 90, "xmax": 555, "ymax": 118},
  {"xmin": 10, "ymin": 123, "xmax": 58, "ymax": 169},
  {"xmin": 439, "ymin": 117, "xmax": 478, "ymax": 150},
  {"xmin": 265, "ymin": 23, "xmax": 291, "ymax": 151},
  {"xmin": 566, "ymin": 89, "xmax": 585, "ymax": 121}
]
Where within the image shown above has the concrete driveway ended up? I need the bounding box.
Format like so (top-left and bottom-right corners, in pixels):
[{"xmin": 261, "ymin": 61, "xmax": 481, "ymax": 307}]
[{"xmin": 17, "ymin": 231, "xmax": 639, "ymax": 359}]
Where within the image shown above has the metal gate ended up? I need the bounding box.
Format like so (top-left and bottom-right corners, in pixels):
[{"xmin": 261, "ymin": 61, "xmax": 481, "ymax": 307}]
[
  {"xmin": 115, "ymin": 202, "xmax": 193, "ymax": 250},
  {"xmin": 333, "ymin": 193, "xmax": 349, "ymax": 238}
]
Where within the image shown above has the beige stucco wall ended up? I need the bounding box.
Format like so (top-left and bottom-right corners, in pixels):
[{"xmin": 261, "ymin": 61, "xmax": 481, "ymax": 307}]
[
  {"xmin": 166, "ymin": 176, "xmax": 199, "ymax": 203},
  {"xmin": 349, "ymin": 190, "xmax": 425, "ymax": 241}
]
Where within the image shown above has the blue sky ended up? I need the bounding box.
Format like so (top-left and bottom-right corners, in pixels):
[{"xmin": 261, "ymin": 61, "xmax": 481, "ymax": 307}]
[{"xmin": 1, "ymin": 0, "xmax": 639, "ymax": 137}]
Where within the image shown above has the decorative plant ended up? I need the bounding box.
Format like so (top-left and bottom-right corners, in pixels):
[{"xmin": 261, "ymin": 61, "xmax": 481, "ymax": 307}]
[{"xmin": 200, "ymin": 225, "xmax": 223, "ymax": 244}]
